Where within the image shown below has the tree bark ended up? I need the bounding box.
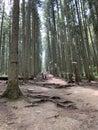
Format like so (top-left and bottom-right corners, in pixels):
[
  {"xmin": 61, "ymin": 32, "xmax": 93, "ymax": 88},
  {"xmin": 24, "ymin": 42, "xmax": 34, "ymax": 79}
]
[{"xmin": 2, "ymin": 0, "xmax": 22, "ymax": 99}]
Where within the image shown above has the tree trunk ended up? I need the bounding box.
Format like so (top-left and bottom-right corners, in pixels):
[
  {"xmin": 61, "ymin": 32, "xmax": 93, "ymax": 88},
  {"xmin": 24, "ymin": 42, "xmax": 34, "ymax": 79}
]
[
  {"xmin": 2, "ymin": 0, "xmax": 22, "ymax": 99},
  {"xmin": 23, "ymin": 0, "xmax": 31, "ymax": 82}
]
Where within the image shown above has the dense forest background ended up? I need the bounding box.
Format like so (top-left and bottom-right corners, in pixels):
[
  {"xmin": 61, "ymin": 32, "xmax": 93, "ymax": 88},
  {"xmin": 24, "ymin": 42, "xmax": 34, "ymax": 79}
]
[{"xmin": 0, "ymin": 0, "xmax": 98, "ymax": 98}]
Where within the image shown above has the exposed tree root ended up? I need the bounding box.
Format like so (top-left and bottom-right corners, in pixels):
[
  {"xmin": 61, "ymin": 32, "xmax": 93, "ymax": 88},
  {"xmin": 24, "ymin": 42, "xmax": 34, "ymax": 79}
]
[
  {"xmin": 28, "ymin": 81, "xmax": 75, "ymax": 89},
  {"xmin": 25, "ymin": 90, "xmax": 77, "ymax": 109}
]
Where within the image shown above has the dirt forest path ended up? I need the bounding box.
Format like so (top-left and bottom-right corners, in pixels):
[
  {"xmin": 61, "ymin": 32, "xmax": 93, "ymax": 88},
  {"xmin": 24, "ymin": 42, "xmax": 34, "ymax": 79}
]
[{"xmin": 0, "ymin": 78, "xmax": 98, "ymax": 130}]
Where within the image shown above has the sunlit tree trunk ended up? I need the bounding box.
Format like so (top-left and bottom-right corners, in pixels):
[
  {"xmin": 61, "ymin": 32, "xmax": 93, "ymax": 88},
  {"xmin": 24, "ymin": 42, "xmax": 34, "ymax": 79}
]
[{"xmin": 0, "ymin": 3, "xmax": 5, "ymax": 73}]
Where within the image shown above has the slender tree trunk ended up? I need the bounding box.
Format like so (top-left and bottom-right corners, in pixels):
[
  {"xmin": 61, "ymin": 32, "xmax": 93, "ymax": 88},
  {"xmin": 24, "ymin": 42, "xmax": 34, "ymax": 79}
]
[
  {"xmin": 23, "ymin": 0, "xmax": 31, "ymax": 82},
  {"xmin": 22, "ymin": 0, "xmax": 26, "ymax": 79},
  {"xmin": 51, "ymin": 0, "xmax": 57, "ymax": 76},
  {"xmin": 0, "ymin": 3, "xmax": 5, "ymax": 72},
  {"xmin": 75, "ymin": 0, "xmax": 94, "ymax": 81},
  {"xmin": 1, "ymin": 32, "xmax": 5, "ymax": 74}
]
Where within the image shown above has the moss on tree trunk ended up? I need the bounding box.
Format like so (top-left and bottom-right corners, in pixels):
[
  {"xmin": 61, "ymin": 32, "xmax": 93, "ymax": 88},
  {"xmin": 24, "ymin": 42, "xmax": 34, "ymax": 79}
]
[{"xmin": 2, "ymin": 80, "xmax": 22, "ymax": 99}]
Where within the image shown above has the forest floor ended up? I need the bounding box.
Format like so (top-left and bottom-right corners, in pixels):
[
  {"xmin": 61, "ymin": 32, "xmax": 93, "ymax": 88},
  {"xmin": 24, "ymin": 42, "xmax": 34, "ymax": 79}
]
[{"xmin": 0, "ymin": 76, "xmax": 98, "ymax": 130}]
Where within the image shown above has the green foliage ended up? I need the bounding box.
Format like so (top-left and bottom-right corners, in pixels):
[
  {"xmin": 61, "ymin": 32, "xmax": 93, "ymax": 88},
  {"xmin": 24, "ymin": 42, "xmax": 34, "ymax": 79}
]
[{"xmin": 91, "ymin": 66, "xmax": 98, "ymax": 78}]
